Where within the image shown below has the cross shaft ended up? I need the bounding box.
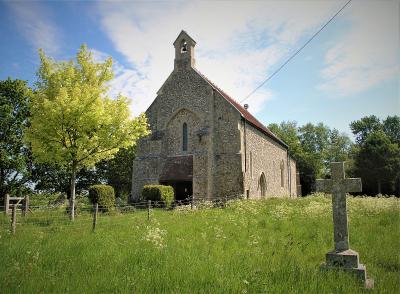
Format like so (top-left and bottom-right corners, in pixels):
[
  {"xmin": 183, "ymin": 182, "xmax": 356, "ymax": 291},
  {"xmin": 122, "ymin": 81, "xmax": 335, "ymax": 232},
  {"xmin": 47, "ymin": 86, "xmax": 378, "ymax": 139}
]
[{"xmin": 316, "ymin": 162, "xmax": 362, "ymax": 252}]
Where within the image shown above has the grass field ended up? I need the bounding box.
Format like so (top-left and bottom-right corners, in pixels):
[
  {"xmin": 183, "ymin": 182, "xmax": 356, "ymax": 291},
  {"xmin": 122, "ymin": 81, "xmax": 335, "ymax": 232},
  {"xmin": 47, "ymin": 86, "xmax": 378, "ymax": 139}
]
[{"xmin": 0, "ymin": 194, "xmax": 399, "ymax": 293}]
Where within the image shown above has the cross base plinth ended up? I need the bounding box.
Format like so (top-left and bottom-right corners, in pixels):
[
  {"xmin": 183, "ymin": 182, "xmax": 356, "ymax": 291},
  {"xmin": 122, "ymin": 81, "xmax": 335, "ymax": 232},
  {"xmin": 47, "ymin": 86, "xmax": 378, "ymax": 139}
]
[{"xmin": 321, "ymin": 249, "xmax": 374, "ymax": 289}]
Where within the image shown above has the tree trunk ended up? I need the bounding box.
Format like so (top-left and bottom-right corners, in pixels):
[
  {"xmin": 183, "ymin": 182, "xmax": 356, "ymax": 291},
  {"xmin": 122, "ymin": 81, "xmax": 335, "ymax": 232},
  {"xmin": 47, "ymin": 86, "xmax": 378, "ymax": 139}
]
[
  {"xmin": 70, "ymin": 164, "xmax": 77, "ymax": 221},
  {"xmin": 377, "ymin": 179, "xmax": 382, "ymax": 195}
]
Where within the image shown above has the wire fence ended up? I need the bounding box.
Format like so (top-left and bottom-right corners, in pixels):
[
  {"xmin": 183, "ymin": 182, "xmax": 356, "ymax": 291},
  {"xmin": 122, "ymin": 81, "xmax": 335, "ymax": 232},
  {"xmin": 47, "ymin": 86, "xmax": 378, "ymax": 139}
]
[{"xmin": 0, "ymin": 194, "xmax": 244, "ymax": 234}]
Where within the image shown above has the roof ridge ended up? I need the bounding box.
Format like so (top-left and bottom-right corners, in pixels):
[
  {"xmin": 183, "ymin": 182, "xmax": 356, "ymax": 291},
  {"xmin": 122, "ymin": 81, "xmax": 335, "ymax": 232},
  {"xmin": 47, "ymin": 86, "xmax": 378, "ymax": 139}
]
[
  {"xmin": 195, "ymin": 70, "xmax": 241, "ymax": 105},
  {"xmin": 193, "ymin": 68, "xmax": 287, "ymax": 148}
]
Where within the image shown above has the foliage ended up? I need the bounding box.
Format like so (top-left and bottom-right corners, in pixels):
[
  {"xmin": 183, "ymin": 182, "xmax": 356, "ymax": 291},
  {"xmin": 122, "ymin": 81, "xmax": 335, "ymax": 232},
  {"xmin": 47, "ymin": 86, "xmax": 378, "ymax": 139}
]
[
  {"xmin": 29, "ymin": 192, "xmax": 66, "ymax": 207},
  {"xmin": 142, "ymin": 185, "xmax": 174, "ymax": 207},
  {"xmin": 350, "ymin": 116, "xmax": 400, "ymax": 195},
  {"xmin": 88, "ymin": 184, "xmax": 115, "ymax": 209},
  {"xmin": 269, "ymin": 121, "xmax": 351, "ymax": 195},
  {"xmin": 25, "ymin": 44, "xmax": 149, "ymax": 219},
  {"xmin": 30, "ymin": 163, "xmax": 103, "ymax": 198},
  {"xmin": 0, "ymin": 78, "xmax": 32, "ymax": 202},
  {"xmin": 0, "ymin": 196, "xmax": 398, "ymax": 292},
  {"xmin": 382, "ymin": 116, "xmax": 400, "ymax": 145},
  {"xmin": 96, "ymin": 145, "xmax": 136, "ymax": 199},
  {"xmin": 350, "ymin": 115, "xmax": 382, "ymax": 144},
  {"xmin": 353, "ymin": 131, "xmax": 399, "ymax": 195}
]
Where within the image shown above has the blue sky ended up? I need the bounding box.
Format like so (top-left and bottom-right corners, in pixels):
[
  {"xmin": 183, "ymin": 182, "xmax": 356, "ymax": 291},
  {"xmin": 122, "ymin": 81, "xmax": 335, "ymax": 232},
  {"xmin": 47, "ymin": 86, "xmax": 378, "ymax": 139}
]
[{"xmin": 0, "ymin": 0, "xmax": 398, "ymax": 139}]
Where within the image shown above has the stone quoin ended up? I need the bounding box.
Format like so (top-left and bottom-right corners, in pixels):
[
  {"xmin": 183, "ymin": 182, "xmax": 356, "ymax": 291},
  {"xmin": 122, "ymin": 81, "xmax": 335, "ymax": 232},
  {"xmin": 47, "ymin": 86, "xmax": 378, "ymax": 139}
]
[{"xmin": 131, "ymin": 30, "xmax": 299, "ymax": 201}]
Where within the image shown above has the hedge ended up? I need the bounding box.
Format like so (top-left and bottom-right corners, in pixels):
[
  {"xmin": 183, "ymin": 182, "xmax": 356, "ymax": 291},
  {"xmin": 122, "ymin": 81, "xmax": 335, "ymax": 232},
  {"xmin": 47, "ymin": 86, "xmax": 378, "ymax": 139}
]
[
  {"xmin": 141, "ymin": 185, "xmax": 174, "ymax": 208},
  {"xmin": 88, "ymin": 185, "xmax": 115, "ymax": 210}
]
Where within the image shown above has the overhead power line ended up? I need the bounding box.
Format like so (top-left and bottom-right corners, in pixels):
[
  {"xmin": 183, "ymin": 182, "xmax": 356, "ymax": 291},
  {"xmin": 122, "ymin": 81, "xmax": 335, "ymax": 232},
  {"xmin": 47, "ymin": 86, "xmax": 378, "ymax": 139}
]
[{"xmin": 240, "ymin": 0, "xmax": 352, "ymax": 103}]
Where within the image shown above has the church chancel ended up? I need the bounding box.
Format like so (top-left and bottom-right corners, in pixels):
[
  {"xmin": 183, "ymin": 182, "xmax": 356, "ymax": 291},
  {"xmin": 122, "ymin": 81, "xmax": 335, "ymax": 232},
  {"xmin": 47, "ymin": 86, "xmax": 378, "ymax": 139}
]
[{"xmin": 131, "ymin": 31, "xmax": 299, "ymax": 201}]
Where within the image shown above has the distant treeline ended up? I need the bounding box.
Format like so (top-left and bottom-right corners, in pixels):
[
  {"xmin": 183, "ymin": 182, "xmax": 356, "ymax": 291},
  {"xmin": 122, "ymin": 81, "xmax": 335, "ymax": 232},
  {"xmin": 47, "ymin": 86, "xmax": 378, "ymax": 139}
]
[{"xmin": 268, "ymin": 115, "xmax": 400, "ymax": 196}]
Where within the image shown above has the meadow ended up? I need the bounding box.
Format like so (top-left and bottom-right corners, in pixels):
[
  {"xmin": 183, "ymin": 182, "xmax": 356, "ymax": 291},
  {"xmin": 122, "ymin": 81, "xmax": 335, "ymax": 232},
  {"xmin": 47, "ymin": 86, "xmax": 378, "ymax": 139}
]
[{"xmin": 0, "ymin": 194, "xmax": 399, "ymax": 293}]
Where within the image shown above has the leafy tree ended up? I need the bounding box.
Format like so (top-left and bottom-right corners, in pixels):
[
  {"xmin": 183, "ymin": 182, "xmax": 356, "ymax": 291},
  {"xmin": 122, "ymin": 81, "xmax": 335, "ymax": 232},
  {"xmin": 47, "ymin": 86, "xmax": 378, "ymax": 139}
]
[
  {"xmin": 96, "ymin": 145, "xmax": 136, "ymax": 200},
  {"xmin": 353, "ymin": 131, "xmax": 400, "ymax": 194},
  {"xmin": 326, "ymin": 128, "xmax": 352, "ymax": 164},
  {"xmin": 350, "ymin": 115, "xmax": 382, "ymax": 144},
  {"xmin": 26, "ymin": 45, "xmax": 149, "ymax": 220},
  {"xmin": 31, "ymin": 163, "xmax": 103, "ymax": 198},
  {"xmin": 383, "ymin": 115, "xmax": 400, "ymax": 145},
  {"xmin": 269, "ymin": 121, "xmax": 352, "ymax": 195},
  {"xmin": 0, "ymin": 78, "xmax": 32, "ymax": 202},
  {"xmin": 350, "ymin": 115, "xmax": 400, "ymax": 195}
]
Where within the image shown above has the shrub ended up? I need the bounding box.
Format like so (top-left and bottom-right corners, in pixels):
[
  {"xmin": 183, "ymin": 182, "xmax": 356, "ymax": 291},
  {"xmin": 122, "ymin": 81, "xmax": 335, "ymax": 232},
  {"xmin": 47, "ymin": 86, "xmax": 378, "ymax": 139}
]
[
  {"xmin": 141, "ymin": 185, "xmax": 174, "ymax": 208},
  {"xmin": 30, "ymin": 192, "xmax": 66, "ymax": 207},
  {"xmin": 65, "ymin": 194, "xmax": 91, "ymax": 215},
  {"xmin": 88, "ymin": 185, "xmax": 115, "ymax": 210}
]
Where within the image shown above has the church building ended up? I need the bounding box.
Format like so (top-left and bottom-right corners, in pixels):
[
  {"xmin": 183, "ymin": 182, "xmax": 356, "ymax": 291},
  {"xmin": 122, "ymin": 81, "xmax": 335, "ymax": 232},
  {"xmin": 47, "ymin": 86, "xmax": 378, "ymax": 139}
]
[{"xmin": 131, "ymin": 31, "xmax": 298, "ymax": 201}]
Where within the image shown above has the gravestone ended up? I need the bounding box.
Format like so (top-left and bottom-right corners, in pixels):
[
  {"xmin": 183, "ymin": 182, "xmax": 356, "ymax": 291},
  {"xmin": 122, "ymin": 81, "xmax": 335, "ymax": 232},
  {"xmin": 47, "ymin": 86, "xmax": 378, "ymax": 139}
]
[{"xmin": 316, "ymin": 162, "xmax": 373, "ymax": 289}]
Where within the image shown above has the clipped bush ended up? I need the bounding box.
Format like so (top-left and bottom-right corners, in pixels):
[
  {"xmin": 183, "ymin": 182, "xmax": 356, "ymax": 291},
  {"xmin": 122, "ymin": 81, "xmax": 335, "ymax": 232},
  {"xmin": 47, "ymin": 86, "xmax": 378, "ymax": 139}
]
[
  {"xmin": 141, "ymin": 185, "xmax": 174, "ymax": 207},
  {"xmin": 88, "ymin": 185, "xmax": 115, "ymax": 210}
]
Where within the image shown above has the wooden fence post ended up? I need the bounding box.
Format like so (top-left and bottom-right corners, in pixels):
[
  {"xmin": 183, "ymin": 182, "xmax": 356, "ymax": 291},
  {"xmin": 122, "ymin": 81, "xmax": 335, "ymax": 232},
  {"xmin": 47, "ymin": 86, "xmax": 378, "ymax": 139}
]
[
  {"xmin": 147, "ymin": 200, "xmax": 151, "ymax": 221},
  {"xmin": 22, "ymin": 195, "xmax": 29, "ymax": 217},
  {"xmin": 4, "ymin": 194, "xmax": 9, "ymax": 215},
  {"xmin": 92, "ymin": 203, "xmax": 98, "ymax": 232},
  {"xmin": 11, "ymin": 204, "xmax": 16, "ymax": 234}
]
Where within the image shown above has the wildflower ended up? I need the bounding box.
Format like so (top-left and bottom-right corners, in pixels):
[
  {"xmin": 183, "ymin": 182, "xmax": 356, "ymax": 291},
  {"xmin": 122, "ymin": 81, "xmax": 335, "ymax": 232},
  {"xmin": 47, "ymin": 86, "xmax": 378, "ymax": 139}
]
[
  {"xmin": 143, "ymin": 225, "xmax": 167, "ymax": 249},
  {"xmin": 302, "ymin": 200, "xmax": 330, "ymax": 217}
]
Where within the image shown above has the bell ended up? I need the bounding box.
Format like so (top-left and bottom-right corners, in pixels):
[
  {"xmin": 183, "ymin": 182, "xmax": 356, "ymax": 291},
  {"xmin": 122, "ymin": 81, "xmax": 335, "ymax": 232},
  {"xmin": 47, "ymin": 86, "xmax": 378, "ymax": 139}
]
[{"xmin": 181, "ymin": 41, "xmax": 188, "ymax": 53}]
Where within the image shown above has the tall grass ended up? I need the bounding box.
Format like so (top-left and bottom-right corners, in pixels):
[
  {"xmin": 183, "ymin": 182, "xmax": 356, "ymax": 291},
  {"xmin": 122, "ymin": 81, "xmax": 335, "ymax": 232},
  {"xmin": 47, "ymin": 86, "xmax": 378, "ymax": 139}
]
[{"xmin": 0, "ymin": 195, "xmax": 398, "ymax": 293}]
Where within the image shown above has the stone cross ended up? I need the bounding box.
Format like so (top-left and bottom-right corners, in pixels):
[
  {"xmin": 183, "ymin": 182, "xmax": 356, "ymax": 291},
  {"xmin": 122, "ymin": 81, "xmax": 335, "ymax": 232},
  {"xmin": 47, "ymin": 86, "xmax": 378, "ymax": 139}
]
[
  {"xmin": 316, "ymin": 162, "xmax": 361, "ymax": 252},
  {"xmin": 317, "ymin": 162, "xmax": 373, "ymax": 288}
]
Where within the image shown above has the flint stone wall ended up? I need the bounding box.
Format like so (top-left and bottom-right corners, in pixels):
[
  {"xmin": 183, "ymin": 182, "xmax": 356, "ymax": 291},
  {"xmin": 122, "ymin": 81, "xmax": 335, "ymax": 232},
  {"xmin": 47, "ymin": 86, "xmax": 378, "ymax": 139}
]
[
  {"xmin": 131, "ymin": 67, "xmax": 243, "ymax": 201},
  {"xmin": 241, "ymin": 122, "xmax": 297, "ymax": 198},
  {"xmin": 131, "ymin": 66, "xmax": 297, "ymax": 201}
]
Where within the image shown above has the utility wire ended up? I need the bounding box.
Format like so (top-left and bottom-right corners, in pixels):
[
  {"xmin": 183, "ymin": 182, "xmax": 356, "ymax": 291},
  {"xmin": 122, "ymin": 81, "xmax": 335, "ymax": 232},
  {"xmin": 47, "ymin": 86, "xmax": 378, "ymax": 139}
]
[{"xmin": 240, "ymin": 0, "xmax": 352, "ymax": 103}]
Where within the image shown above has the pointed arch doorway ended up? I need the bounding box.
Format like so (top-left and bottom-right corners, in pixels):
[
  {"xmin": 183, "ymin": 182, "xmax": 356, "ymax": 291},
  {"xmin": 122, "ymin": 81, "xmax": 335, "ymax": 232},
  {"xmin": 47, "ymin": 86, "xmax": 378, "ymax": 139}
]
[{"xmin": 259, "ymin": 172, "xmax": 267, "ymax": 198}]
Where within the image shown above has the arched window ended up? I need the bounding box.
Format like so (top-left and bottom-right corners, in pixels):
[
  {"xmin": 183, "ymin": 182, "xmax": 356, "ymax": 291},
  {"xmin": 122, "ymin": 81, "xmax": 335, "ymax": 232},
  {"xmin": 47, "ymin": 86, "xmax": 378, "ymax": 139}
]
[
  {"xmin": 259, "ymin": 172, "xmax": 267, "ymax": 198},
  {"xmin": 280, "ymin": 160, "xmax": 285, "ymax": 187},
  {"xmin": 182, "ymin": 123, "xmax": 188, "ymax": 151}
]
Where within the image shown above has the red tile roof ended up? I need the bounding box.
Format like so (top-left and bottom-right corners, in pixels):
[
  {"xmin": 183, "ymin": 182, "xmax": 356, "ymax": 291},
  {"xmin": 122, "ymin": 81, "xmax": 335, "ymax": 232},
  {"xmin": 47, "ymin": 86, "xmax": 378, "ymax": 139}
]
[{"xmin": 194, "ymin": 69, "xmax": 288, "ymax": 148}]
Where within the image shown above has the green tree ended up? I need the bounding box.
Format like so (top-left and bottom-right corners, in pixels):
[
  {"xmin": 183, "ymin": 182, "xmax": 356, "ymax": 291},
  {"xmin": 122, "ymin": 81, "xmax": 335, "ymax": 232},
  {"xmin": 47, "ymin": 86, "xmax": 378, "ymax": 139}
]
[
  {"xmin": 350, "ymin": 115, "xmax": 382, "ymax": 144},
  {"xmin": 26, "ymin": 45, "xmax": 149, "ymax": 220},
  {"xmin": 269, "ymin": 121, "xmax": 352, "ymax": 195},
  {"xmin": 0, "ymin": 78, "xmax": 32, "ymax": 202},
  {"xmin": 96, "ymin": 145, "xmax": 136, "ymax": 201},
  {"xmin": 382, "ymin": 115, "xmax": 400, "ymax": 145},
  {"xmin": 350, "ymin": 115, "xmax": 400, "ymax": 195},
  {"xmin": 31, "ymin": 163, "xmax": 103, "ymax": 197},
  {"xmin": 353, "ymin": 131, "xmax": 400, "ymax": 194}
]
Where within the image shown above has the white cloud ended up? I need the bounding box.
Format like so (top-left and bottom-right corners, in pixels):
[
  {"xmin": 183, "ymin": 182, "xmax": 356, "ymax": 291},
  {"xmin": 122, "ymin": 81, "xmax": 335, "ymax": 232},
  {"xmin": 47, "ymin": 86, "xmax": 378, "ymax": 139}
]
[
  {"xmin": 6, "ymin": 1, "xmax": 61, "ymax": 54},
  {"xmin": 95, "ymin": 1, "xmax": 347, "ymax": 116},
  {"xmin": 91, "ymin": 49, "xmax": 150, "ymax": 114},
  {"xmin": 319, "ymin": 0, "xmax": 399, "ymax": 96}
]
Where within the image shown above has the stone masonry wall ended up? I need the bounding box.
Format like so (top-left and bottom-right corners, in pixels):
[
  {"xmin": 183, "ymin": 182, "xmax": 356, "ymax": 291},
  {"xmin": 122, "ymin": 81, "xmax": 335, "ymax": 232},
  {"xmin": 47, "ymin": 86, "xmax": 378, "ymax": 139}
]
[
  {"xmin": 211, "ymin": 90, "xmax": 243, "ymax": 198},
  {"xmin": 241, "ymin": 122, "xmax": 297, "ymax": 198},
  {"xmin": 289, "ymin": 157, "xmax": 297, "ymax": 197},
  {"xmin": 132, "ymin": 65, "xmax": 245, "ymax": 201}
]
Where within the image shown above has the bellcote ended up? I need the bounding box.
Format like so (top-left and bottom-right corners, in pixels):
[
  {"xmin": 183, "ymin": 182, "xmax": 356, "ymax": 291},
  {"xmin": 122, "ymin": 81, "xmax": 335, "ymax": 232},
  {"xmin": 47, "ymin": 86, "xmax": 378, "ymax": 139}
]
[{"xmin": 173, "ymin": 30, "xmax": 196, "ymax": 70}]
